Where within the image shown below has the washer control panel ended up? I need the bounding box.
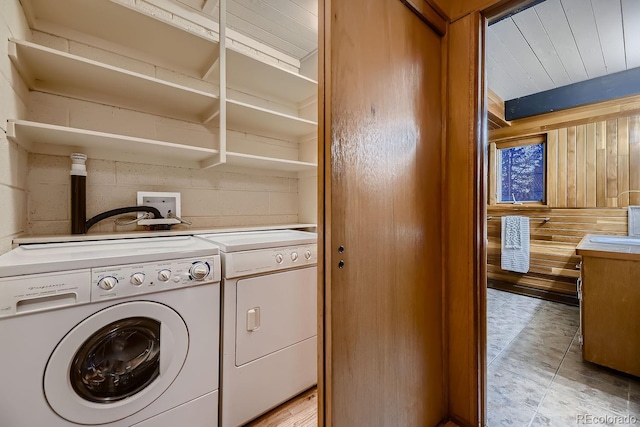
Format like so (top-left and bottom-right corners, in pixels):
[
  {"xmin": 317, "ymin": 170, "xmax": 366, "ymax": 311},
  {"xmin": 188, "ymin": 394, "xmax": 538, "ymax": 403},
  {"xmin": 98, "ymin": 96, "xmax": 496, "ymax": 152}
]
[
  {"xmin": 222, "ymin": 245, "xmax": 317, "ymax": 279},
  {"xmin": 91, "ymin": 255, "xmax": 220, "ymax": 301}
]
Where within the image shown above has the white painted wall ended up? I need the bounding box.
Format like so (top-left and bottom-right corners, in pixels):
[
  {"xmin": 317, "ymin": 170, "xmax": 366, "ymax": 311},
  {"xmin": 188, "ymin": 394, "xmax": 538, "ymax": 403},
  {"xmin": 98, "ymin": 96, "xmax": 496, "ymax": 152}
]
[
  {"xmin": 28, "ymin": 154, "xmax": 298, "ymax": 235},
  {"xmin": 0, "ymin": 0, "xmax": 30, "ymax": 254}
]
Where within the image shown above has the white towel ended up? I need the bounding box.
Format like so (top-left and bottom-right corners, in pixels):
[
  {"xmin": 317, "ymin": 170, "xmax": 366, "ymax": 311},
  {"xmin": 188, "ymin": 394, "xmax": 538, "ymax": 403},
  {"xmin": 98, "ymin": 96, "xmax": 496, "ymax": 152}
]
[
  {"xmin": 501, "ymin": 216, "xmax": 530, "ymax": 274},
  {"xmin": 628, "ymin": 206, "xmax": 640, "ymax": 237}
]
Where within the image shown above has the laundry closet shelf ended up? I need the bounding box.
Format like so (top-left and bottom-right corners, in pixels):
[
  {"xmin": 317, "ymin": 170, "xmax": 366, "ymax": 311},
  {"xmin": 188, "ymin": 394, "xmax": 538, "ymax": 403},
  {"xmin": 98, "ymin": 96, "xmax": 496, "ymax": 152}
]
[
  {"xmin": 7, "ymin": 120, "xmax": 220, "ymax": 169},
  {"xmin": 227, "ymin": 99, "xmax": 317, "ymax": 139},
  {"xmin": 8, "ymin": 39, "xmax": 219, "ymax": 123},
  {"xmin": 225, "ymin": 152, "xmax": 316, "ymax": 172},
  {"xmin": 20, "ymin": 0, "xmax": 220, "ymax": 78},
  {"xmin": 225, "ymin": 48, "xmax": 317, "ymax": 104}
]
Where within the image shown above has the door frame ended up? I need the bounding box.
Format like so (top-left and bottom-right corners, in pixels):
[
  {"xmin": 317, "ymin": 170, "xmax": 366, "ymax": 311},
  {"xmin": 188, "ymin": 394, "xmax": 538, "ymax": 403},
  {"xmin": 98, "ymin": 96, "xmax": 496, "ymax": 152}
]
[{"xmin": 319, "ymin": 0, "xmax": 535, "ymax": 426}]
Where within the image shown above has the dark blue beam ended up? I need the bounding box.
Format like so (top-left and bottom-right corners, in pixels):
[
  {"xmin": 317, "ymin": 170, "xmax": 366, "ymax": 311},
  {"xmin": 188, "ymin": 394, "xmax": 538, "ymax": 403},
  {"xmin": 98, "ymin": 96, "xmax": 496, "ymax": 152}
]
[{"xmin": 505, "ymin": 67, "xmax": 640, "ymax": 121}]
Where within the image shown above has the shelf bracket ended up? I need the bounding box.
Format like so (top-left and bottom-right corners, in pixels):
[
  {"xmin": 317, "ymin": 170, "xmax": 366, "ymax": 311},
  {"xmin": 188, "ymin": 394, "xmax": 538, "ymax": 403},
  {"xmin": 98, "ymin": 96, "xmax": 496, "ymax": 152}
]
[
  {"xmin": 200, "ymin": 153, "xmax": 225, "ymax": 169},
  {"xmin": 202, "ymin": 0, "xmax": 219, "ymax": 15}
]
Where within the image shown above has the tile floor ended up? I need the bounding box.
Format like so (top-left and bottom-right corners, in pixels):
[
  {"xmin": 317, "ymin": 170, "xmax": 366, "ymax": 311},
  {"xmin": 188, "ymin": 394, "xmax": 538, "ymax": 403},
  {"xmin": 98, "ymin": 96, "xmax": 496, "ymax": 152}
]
[{"xmin": 487, "ymin": 288, "xmax": 640, "ymax": 426}]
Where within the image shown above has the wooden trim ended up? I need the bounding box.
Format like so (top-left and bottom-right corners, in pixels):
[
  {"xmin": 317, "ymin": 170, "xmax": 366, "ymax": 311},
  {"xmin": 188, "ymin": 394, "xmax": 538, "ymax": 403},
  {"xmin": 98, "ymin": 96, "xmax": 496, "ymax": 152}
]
[
  {"xmin": 440, "ymin": 27, "xmax": 451, "ymax": 415},
  {"xmin": 489, "ymin": 94, "xmax": 640, "ymax": 142},
  {"xmin": 445, "ymin": 12, "xmax": 483, "ymax": 426},
  {"xmin": 505, "ymin": 68, "xmax": 640, "ymax": 121},
  {"xmin": 318, "ymin": 0, "xmax": 329, "ymax": 424},
  {"xmin": 487, "ymin": 0, "xmax": 545, "ymax": 25},
  {"xmin": 401, "ymin": 0, "xmax": 448, "ymax": 36},
  {"xmin": 487, "ymin": 88, "xmax": 510, "ymax": 128},
  {"xmin": 488, "ymin": 279, "xmax": 579, "ymax": 306}
]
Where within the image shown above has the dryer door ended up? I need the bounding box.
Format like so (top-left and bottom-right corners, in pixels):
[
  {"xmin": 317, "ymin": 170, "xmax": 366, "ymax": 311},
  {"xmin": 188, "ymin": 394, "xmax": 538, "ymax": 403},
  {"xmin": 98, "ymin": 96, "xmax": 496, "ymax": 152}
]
[
  {"xmin": 44, "ymin": 301, "xmax": 189, "ymax": 425},
  {"xmin": 235, "ymin": 267, "xmax": 317, "ymax": 366}
]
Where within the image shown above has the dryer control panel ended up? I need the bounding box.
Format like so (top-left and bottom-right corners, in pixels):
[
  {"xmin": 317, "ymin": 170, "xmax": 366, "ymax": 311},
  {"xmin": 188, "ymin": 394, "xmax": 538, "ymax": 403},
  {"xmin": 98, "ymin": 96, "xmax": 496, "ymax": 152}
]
[
  {"xmin": 222, "ymin": 245, "xmax": 317, "ymax": 279},
  {"xmin": 92, "ymin": 255, "xmax": 221, "ymax": 301}
]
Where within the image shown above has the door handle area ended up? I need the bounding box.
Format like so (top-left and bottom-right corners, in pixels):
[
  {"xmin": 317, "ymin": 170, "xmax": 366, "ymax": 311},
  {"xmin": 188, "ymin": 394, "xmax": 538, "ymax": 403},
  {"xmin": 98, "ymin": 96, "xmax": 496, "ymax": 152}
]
[{"xmin": 247, "ymin": 307, "xmax": 261, "ymax": 331}]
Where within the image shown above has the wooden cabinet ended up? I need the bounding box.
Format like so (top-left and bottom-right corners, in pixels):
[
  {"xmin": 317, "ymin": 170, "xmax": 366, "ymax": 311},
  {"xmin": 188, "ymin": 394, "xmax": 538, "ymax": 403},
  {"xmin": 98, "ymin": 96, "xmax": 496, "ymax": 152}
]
[
  {"xmin": 8, "ymin": 0, "xmax": 318, "ymax": 174},
  {"xmin": 577, "ymin": 236, "xmax": 640, "ymax": 377}
]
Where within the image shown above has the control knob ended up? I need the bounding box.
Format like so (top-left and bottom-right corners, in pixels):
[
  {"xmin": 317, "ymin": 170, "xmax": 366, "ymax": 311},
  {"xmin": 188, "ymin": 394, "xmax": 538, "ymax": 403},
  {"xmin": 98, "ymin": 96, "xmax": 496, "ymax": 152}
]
[
  {"xmin": 190, "ymin": 262, "xmax": 210, "ymax": 280},
  {"xmin": 275, "ymin": 253, "xmax": 284, "ymax": 264},
  {"xmin": 97, "ymin": 276, "xmax": 118, "ymax": 291},
  {"xmin": 158, "ymin": 269, "xmax": 172, "ymax": 282},
  {"xmin": 291, "ymin": 251, "xmax": 299, "ymax": 261},
  {"xmin": 305, "ymin": 250, "xmax": 312, "ymax": 260},
  {"xmin": 130, "ymin": 273, "xmax": 145, "ymax": 286}
]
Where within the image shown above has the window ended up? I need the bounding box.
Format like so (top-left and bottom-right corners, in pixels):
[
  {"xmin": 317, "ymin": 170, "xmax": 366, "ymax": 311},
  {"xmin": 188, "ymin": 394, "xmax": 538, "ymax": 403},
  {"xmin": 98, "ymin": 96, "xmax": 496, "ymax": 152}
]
[{"xmin": 495, "ymin": 136, "xmax": 546, "ymax": 204}]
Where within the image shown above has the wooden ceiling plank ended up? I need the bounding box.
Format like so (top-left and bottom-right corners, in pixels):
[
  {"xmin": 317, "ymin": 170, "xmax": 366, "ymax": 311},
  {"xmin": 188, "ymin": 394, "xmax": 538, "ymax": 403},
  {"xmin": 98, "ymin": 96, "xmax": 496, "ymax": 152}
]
[
  {"xmin": 491, "ymin": 17, "xmax": 554, "ymax": 94},
  {"xmin": 512, "ymin": 7, "xmax": 571, "ymax": 88},
  {"xmin": 487, "ymin": 26, "xmax": 541, "ymax": 97},
  {"xmin": 591, "ymin": 0, "xmax": 626, "ymax": 74},
  {"xmin": 487, "ymin": 55, "xmax": 520, "ymax": 101},
  {"xmin": 622, "ymin": 0, "xmax": 640, "ymax": 68},
  {"xmin": 534, "ymin": 0, "xmax": 587, "ymax": 83},
  {"xmin": 226, "ymin": 7, "xmax": 309, "ymax": 58},
  {"xmin": 560, "ymin": 0, "xmax": 607, "ymax": 79},
  {"xmin": 229, "ymin": 1, "xmax": 317, "ymax": 52}
]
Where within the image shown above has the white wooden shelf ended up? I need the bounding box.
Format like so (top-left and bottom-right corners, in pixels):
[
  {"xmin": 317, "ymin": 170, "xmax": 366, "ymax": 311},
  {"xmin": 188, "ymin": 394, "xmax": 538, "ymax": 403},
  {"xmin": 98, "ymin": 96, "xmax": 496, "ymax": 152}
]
[
  {"xmin": 226, "ymin": 48, "xmax": 317, "ymax": 105},
  {"xmin": 7, "ymin": 120, "xmax": 220, "ymax": 169},
  {"xmin": 22, "ymin": 0, "xmax": 220, "ymax": 78},
  {"xmin": 227, "ymin": 99, "xmax": 317, "ymax": 139},
  {"xmin": 226, "ymin": 152, "xmax": 316, "ymax": 172},
  {"xmin": 8, "ymin": 39, "xmax": 219, "ymax": 123}
]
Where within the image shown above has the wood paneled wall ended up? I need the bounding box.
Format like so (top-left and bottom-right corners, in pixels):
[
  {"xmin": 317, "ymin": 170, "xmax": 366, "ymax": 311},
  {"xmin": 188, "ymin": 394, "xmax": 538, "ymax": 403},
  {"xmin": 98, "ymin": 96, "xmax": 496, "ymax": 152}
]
[
  {"xmin": 545, "ymin": 116, "xmax": 640, "ymax": 208},
  {"xmin": 487, "ymin": 207, "xmax": 627, "ymax": 295},
  {"xmin": 488, "ymin": 111, "xmax": 640, "ymax": 296},
  {"xmin": 490, "ymin": 115, "xmax": 640, "ymax": 209}
]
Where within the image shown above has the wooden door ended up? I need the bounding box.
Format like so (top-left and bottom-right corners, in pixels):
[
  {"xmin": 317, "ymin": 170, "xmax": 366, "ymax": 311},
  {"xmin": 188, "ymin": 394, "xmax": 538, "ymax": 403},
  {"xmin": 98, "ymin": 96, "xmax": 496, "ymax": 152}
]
[{"xmin": 320, "ymin": 1, "xmax": 447, "ymax": 425}]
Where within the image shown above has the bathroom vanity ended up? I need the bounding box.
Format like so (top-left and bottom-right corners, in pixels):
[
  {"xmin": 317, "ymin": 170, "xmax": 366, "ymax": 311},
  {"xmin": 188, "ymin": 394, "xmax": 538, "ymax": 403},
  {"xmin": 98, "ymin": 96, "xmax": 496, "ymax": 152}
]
[{"xmin": 576, "ymin": 234, "xmax": 640, "ymax": 377}]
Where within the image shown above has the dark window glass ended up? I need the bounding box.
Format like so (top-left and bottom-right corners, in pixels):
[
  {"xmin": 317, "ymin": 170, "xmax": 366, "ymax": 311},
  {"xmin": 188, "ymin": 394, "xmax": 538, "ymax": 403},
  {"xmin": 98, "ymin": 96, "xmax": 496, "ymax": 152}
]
[
  {"xmin": 70, "ymin": 317, "xmax": 161, "ymax": 403},
  {"xmin": 499, "ymin": 143, "xmax": 545, "ymax": 203}
]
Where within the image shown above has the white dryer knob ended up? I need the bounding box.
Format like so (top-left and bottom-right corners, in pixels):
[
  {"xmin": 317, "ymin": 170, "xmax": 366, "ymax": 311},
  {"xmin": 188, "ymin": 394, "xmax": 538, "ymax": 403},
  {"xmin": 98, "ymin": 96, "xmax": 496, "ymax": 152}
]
[
  {"xmin": 130, "ymin": 273, "xmax": 145, "ymax": 286},
  {"xmin": 98, "ymin": 276, "xmax": 118, "ymax": 290},
  {"xmin": 275, "ymin": 253, "xmax": 284, "ymax": 264},
  {"xmin": 158, "ymin": 269, "xmax": 172, "ymax": 282},
  {"xmin": 305, "ymin": 250, "xmax": 312, "ymax": 260},
  {"xmin": 190, "ymin": 262, "xmax": 210, "ymax": 280},
  {"xmin": 291, "ymin": 251, "xmax": 299, "ymax": 261}
]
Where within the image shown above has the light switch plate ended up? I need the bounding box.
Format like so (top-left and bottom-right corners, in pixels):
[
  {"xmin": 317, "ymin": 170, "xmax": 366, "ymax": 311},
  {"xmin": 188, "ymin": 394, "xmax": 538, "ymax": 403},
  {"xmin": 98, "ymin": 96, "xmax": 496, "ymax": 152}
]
[{"xmin": 137, "ymin": 192, "xmax": 181, "ymax": 225}]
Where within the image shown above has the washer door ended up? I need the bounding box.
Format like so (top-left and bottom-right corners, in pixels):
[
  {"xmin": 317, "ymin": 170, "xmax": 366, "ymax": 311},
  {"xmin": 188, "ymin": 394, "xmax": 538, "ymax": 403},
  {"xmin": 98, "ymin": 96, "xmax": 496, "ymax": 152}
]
[{"xmin": 44, "ymin": 301, "xmax": 189, "ymax": 425}]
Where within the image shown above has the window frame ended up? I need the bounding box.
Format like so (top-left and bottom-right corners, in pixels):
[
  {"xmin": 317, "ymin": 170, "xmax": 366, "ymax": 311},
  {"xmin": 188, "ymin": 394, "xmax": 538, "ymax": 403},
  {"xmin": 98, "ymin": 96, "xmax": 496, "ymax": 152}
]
[{"xmin": 489, "ymin": 134, "xmax": 548, "ymax": 207}]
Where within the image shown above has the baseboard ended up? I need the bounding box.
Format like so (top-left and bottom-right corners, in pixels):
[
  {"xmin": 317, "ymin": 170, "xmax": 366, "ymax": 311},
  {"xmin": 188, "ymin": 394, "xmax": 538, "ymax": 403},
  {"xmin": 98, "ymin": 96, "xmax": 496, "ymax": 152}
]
[{"xmin": 487, "ymin": 279, "xmax": 579, "ymax": 306}]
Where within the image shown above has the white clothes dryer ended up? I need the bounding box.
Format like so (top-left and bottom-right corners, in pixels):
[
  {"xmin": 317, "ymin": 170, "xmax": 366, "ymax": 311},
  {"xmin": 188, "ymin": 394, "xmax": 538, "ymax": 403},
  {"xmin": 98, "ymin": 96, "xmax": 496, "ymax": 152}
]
[
  {"xmin": 0, "ymin": 236, "xmax": 221, "ymax": 427},
  {"xmin": 196, "ymin": 230, "xmax": 317, "ymax": 427}
]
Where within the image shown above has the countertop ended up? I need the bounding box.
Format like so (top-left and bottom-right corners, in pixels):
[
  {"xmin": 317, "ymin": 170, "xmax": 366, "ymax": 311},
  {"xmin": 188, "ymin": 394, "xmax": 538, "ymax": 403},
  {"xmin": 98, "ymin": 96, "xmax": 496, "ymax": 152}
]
[
  {"xmin": 576, "ymin": 234, "xmax": 640, "ymax": 261},
  {"xmin": 12, "ymin": 223, "xmax": 317, "ymax": 246}
]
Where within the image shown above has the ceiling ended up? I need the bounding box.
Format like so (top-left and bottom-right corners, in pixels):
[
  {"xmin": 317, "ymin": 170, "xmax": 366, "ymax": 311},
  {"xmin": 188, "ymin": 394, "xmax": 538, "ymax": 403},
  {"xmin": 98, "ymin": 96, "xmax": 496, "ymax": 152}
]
[
  {"xmin": 174, "ymin": 0, "xmax": 318, "ymax": 61},
  {"xmin": 487, "ymin": 0, "xmax": 640, "ymax": 102}
]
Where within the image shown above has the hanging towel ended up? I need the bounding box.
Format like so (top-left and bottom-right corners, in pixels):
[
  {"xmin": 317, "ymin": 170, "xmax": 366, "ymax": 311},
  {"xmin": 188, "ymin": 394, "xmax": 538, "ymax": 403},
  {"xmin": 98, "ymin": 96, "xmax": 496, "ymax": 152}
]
[
  {"xmin": 628, "ymin": 206, "xmax": 640, "ymax": 237},
  {"xmin": 501, "ymin": 216, "xmax": 530, "ymax": 274}
]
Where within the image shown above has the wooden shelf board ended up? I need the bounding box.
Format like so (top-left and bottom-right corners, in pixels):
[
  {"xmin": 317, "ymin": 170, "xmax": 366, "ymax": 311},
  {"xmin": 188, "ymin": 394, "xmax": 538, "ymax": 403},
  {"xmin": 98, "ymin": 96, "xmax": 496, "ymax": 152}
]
[
  {"xmin": 7, "ymin": 120, "xmax": 219, "ymax": 168},
  {"xmin": 9, "ymin": 39, "xmax": 219, "ymax": 123},
  {"xmin": 226, "ymin": 48, "xmax": 317, "ymax": 104},
  {"xmin": 226, "ymin": 152, "xmax": 317, "ymax": 172},
  {"xmin": 227, "ymin": 99, "xmax": 317, "ymax": 139}
]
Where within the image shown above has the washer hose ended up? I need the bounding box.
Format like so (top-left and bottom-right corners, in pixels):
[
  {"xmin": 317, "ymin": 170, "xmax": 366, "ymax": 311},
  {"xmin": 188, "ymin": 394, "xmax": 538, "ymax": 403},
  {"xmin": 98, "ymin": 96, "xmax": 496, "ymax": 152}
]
[{"xmin": 84, "ymin": 206, "xmax": 163, "ymax": 233}]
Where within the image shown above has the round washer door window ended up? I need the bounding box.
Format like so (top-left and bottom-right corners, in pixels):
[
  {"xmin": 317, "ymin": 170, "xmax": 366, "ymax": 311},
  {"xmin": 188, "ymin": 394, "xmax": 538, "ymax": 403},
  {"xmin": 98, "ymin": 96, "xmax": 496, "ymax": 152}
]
[{"xmin": 44, "ymin": 302, "xmax": 189, "ymax": 425}]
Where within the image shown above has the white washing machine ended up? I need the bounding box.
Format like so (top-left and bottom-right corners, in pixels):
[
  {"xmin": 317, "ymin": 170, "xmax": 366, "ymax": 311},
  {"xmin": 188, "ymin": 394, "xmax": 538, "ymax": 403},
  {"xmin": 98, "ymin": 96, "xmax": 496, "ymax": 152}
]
[
  {"xmin": 196, "ymin": 230, "xmax": 317, "ymax": 427},
  {"xmin": 0, "ymin": 236, "xmax": 221, "ymax": 427}
]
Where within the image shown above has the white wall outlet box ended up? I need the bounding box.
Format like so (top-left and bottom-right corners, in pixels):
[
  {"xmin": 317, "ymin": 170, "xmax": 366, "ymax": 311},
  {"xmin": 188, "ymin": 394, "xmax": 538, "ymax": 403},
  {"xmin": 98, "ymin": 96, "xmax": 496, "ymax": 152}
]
[{"xmin": 137, "ymin": 192, "xmax": 181, "ymax": 225}]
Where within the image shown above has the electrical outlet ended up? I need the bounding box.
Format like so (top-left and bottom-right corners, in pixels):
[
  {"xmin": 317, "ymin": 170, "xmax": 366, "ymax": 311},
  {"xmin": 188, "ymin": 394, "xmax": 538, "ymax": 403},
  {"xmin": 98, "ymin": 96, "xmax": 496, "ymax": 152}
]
[{"xmin": 137, "ymin": 192, "xmax": 181, "ymax": 224}]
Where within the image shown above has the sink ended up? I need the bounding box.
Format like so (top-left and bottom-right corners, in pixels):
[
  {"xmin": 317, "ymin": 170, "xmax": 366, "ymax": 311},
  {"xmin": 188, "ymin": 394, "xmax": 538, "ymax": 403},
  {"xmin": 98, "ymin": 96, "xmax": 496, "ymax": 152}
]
[{"xmin": 589, "ymin": 236, "xmax": 640, "ymax": 246}]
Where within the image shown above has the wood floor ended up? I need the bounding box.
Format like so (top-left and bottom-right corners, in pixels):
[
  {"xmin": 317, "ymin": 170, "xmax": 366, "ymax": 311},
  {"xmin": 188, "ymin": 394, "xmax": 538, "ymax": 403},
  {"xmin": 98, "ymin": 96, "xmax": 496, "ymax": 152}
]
[{"xmin": 244, "ymin": 387, "xmax": 318, "ymax": 427}]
